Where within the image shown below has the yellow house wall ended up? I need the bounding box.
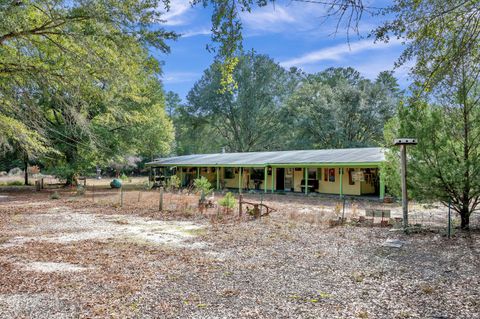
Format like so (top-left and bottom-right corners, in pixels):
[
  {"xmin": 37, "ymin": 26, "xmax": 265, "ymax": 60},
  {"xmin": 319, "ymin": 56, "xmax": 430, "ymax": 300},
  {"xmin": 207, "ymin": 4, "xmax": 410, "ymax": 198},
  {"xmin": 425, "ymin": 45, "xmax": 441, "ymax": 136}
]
[
  {"xmin": 173, "ymin": 165, "xmax": 378, "ymax": 195},
  {"xmin": 342, "ymin": 168, "xmax": 361, "ymax": 196},
  {"xmin": 318, "ymin": 168, "xmax": 340, "ymax": 194}
]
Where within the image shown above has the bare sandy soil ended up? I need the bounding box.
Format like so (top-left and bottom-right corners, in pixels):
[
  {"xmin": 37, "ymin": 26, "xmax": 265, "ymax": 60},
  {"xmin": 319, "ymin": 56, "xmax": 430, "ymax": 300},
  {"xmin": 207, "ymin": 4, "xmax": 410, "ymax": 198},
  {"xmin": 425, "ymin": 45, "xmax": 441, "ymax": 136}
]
[{"xmin": 0, "ymin": 189, "xmax": 479, "ymax": 318}]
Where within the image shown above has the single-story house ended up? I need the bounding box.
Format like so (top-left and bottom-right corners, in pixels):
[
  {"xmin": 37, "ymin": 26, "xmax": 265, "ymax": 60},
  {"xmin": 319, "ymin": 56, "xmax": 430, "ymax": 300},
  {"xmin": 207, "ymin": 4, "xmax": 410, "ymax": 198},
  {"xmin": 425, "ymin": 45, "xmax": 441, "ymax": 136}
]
[{"xmin": 146, "ymin": 147, "xmax": 385, "ymax": 199}]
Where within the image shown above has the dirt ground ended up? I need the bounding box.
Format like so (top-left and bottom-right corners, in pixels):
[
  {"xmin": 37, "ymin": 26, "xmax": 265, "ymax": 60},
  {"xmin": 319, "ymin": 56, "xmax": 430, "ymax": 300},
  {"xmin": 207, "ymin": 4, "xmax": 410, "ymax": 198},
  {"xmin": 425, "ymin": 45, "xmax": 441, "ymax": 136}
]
[{"xmin": 0, "ymin": 188, "xmax": 479, "ymax": 319}]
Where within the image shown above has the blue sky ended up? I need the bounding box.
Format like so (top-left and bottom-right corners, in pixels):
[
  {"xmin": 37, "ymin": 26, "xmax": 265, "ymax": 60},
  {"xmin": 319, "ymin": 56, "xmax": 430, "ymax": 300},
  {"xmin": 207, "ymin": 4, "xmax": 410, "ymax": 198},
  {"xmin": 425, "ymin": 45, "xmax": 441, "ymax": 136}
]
[{"xmin": 152, "ymin": 0, "xmax": 410, "ymax": 100}]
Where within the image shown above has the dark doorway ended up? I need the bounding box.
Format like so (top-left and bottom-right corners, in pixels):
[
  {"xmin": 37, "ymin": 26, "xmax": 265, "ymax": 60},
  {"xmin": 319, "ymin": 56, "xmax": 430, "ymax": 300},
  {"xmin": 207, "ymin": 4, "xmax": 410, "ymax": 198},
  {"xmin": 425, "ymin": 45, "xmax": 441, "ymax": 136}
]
[{"xmin": 276, "ymin": 168, "xmax": 285, "ymax": 191}]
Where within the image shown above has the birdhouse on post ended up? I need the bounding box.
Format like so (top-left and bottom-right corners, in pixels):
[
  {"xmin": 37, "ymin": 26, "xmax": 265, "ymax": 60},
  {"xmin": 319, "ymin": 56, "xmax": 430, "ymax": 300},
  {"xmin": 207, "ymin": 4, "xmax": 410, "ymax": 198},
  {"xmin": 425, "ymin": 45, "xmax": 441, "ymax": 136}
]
[{"xmin": 393, "ymin": 138, "xmax": 418, "ymax": 232}]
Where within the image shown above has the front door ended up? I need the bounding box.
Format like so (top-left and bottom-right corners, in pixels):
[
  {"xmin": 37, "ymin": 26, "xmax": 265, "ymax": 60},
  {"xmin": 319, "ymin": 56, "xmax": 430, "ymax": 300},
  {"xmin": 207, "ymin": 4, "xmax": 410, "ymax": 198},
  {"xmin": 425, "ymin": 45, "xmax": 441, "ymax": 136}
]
[{"xmin": 276, "ymin": 168, "xmax": 285, "ymax": 190}]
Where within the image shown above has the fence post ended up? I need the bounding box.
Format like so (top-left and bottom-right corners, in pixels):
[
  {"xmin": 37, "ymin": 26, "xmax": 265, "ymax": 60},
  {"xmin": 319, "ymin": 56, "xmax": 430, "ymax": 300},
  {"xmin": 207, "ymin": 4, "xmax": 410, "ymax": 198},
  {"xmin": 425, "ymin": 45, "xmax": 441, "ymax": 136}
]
[
  {"xmin": 239, "ymin": 194, "xmax": 243, "ymax": 217},
  {"xmin": 342, "ymin": 195, "xmax": 346, "ymax": 224},
  {"xmin": 159, "ymin": 186, "xmax": 164, "ymax": 211},
  {"xmin": 447, "ymin": 198, "xmax": 451, "ymax": 239},
  {"xmin": 92, "ymin": 184, "xmax": 95, "ymax": 202}
]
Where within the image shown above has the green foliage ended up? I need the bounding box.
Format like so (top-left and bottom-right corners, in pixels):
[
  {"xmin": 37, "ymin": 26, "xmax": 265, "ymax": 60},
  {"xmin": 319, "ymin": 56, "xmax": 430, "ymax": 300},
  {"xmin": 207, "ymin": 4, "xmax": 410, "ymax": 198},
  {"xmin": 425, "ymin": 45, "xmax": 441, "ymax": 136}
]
[
  {"xmin": 168, "ymin": 175, "xmax": 181, "ymax": 190},
  {"xmin": 0, "ymin": 0, "xmax": 175, "ymax": 184},
  {"xmin": 374, "ymin": 0, "xmax": 479, "ymax": 95},
  {"xmin": 0, "ymin": 180, "xmax": 23, "ymax": 186},
  {"xmin": 193, "ymin": 177, "xmax": 213, "ymax": 199},
  {"xmin": 218, "ymin": 192, "xmax": 236, "ymax": 209},
  {"xmin": 50, "ymin": 191, "xmax": 61, "ymax": 200},
  {"xmin": 177, "ymin": 52, "xmax": 300, "ymax": 153},
  {"xmin": 285, "ymin": 68, "xmax": 401, "ymax": 149},
  {"xmin": 120, "ymin": 173, "xmax": 129, "ymax": 182},
  {"xmin": 76, "ymin": 185, "xmax": 86, "ymax": 196},
  {"xmin": 384, "ymin": 66, "xmax": 480, "ymax": 229}
]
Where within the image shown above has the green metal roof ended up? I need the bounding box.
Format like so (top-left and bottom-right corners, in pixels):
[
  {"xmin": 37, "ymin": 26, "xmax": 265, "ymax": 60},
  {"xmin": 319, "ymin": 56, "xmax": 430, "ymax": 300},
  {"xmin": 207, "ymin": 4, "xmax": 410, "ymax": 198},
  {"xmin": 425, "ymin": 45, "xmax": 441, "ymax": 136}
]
[{"xmin": 146, "ymin": 147, "xmax": 384, "ymax": 167}]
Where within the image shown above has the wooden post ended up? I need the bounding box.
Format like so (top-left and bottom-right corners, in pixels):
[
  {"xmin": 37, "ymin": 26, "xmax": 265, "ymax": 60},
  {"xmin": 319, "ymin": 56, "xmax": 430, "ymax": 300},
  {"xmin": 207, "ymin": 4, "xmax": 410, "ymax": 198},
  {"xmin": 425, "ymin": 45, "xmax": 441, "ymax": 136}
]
[
  {"xmin": 92, "ymin": 184, "xmax": 95, "ymax": 202},
  {"xmin": 180, "ymin": 168, "xmax": 183, "ymax": 188},
  {"xmin": 216, "ymin": 168, "xmax": 220, "ymax": 190},
  {"xmin": 239, "ymin": 194, "xmax": 243, "ymax": 217},
  {"xmin": 159, "ymin": 186, "xmax": 164, "ymax": 211},
  {"xmin": 197, "ymin": 167, "xmax": 200, "ymax": 179},
  {"xmin": 120, "ymin": 187, "xmax": 124, "ymax": 207},
  {"xmin": 394, "ymin": 138, "xmax": 417, "ymax": 233},
  {"xmin": 400, "ymin": 144, "xmax": 408, "ymax": 230}
]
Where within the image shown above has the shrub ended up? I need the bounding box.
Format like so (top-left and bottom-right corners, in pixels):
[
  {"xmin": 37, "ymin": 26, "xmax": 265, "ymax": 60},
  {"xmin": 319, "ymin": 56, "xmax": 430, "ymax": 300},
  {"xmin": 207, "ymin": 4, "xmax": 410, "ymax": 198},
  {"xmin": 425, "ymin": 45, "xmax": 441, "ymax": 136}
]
[
  {"xmin": 76, "ymin": 185, "xmax": 86, "ymax": 196},
  {"xmin": 120, "ymin": 173, "xmax": 129, "ymax": 182},
  {"xmin": 50, "ymin": 191, "xmax": 61, "ymax": 200},
  {"xmin": 218, "ymin": 192, "xmax": 236, "ymax": 212},
  {"xmin": 193, "ymin": 177, "xmax": 212, "ymax": 200},
  {"xmin": 168, "ymin": 175, "xmax": 181, "ymax": 190}
]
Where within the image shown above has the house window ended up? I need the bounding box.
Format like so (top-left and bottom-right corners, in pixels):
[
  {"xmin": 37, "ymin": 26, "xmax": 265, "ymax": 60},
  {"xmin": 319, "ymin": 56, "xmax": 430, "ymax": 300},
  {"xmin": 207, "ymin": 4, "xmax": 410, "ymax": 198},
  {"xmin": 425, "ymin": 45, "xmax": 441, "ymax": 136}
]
[
  {"xmin": 225, "ymin": 168, "xmax": 234, "ymax": 179},
  {"xmin": 328, "ymin": 168, "xmax": 335, "ymax": 182},
  {"xmin": 324, "ymin": 168, "xmax": 328, "ymax": 182},
  {"xmin": 308, "ymin": 168, "xmax": 316, "ymax": 179}
]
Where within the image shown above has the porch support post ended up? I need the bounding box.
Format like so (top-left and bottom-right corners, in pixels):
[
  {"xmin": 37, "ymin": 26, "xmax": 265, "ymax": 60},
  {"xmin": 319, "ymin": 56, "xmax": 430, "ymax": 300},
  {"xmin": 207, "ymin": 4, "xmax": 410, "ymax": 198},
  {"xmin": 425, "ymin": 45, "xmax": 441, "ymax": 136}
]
[
  {"xmin": 216, "ymin": 168, "xmax": 220, "ymax": 190},
  {"xmin": 379, "ymin": 168, "xmax": 385, "ymax": 200},
  {"xmin": 339, "ymin": 168, "xmax": 343, "ymax": 197},
  {"xmin": 271, "ymin": 167, "xmax": 275, "ymax": 193},
  {"xmin": 264, "ymin": 167, "xmax": 267, "ymax": 193},
  {"xmin": 197, "ymin": 167, "xmax": 200, "ymax": 179},
  {"xmin": 304, "ymin": 167, "xmax": 308, "ymax": 195},
  {"xmin": 238, "ymin": 167, "xmax": 242, "ymax": 193}
]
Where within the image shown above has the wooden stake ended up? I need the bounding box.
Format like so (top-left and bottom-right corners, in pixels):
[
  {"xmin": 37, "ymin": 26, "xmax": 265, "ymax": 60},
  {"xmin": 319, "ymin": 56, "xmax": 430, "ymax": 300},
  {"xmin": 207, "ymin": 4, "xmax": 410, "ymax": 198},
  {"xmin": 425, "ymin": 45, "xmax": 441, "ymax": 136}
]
[{"xmin": 159, "ymin": 186, "xmax": 164, "ymax": 211}]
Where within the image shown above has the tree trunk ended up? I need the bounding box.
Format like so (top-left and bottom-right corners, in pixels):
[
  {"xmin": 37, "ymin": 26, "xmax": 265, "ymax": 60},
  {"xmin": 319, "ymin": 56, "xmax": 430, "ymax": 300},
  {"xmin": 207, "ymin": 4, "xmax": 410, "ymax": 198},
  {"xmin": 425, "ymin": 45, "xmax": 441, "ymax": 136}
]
[
  {"xmin": 24, "ymin": 157, "xmax": 28, "ymax": 186},
  {"xmin": 460, "ymin": 209, "xmax": 470, "ymax": 229}
]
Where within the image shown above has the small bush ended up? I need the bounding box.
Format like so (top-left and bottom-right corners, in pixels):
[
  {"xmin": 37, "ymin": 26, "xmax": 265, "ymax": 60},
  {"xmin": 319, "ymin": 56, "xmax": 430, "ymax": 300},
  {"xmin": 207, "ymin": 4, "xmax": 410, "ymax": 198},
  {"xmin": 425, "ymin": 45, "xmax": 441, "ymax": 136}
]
[
  {"xmin": 120, "ymin": 173, "xmax": 129, "ymax": 182},
  {"xmin": 50, "ymin": 191, "xmax": 61, "ymax": 200},
  {"xmin": 168, "ymin": 175, "xmax": 181, "ymax": 190},
  {"xmin": 218, "ymin": 192, "xmax": 236, "ymax": 212},
  {"xmin": 76, "ymin": 185, "xmax": 85, "ymax": 196},
  {"xmin": 194, "ymin": 177, "xmax": 212, "ymax": 200},
  {"xmin": 142, "ymin": 181, "xmax": 152, "ymax": 190}
]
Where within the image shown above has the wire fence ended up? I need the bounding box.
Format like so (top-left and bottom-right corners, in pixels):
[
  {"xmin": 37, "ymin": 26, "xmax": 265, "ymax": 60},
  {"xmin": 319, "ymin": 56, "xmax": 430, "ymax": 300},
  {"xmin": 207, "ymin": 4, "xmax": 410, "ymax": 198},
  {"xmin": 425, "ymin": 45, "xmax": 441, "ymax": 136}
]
[{"xmin": 77, "ymin": 185, "xmax": 480, "ymax": 231}]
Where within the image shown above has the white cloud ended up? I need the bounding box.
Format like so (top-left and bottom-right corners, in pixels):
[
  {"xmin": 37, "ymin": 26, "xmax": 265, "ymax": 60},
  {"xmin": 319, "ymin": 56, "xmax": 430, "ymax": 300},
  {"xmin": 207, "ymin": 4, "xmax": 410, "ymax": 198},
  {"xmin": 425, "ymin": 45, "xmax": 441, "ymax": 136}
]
[
  {"xmin": 159, "ymin": 0, "xmax": 193, "ymax": 26},
  {"xmin": 163, "ymin": 71, "xmax": 201, "ymax": 84},
  {"xmin": 241, "ymin": 5, "xmax": 296, "ymax": 29},
  {"xmin": 181, "ymin": 28, "xmax": 211, "ymax": 38},
  {"xmin": 280, "ymin": 38, "xmax": 403, "ymax": 68}
]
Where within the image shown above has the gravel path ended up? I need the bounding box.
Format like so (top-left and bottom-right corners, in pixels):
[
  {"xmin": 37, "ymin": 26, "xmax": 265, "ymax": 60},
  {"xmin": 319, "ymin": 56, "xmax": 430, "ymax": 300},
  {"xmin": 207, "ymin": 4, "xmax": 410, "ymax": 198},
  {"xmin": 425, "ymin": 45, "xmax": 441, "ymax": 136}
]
[{"xmin": 0, "ymin": 192, "xmax": 478, "ymax": 318}]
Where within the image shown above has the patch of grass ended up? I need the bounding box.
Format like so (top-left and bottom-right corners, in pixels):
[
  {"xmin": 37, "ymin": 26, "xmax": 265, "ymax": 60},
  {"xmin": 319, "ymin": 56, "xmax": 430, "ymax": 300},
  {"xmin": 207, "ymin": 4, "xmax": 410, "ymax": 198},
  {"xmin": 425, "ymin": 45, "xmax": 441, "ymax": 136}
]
[
  {"xmin": 184, "ymin": 228, "xmax": 207, "ymax": 236},
  {"xmin": 357, "ymin": 311, "xmax": 369, "ymax": 318},
  {"xmin": 0, "ymin": 180, "xmax": 24, "ymax": 186},
  {"xmin": 419, "ymin": 284, "xmax": 434, "ymax": 294},
  {"xmin": 352, "ymin": 272, "xmax": 365, "ymax": 283},
  {"xmin": 50, "ymin": 191, "xmax": 61, "ymax": 200}
]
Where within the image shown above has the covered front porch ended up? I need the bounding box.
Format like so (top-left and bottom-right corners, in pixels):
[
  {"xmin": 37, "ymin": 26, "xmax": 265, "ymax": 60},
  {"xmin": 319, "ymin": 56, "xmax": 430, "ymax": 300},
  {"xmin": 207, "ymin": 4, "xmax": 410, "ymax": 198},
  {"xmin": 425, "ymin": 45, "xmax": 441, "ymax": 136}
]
[{"xmin": 150, "ymin": 164, "xmax": 385, "ymax": 199}]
